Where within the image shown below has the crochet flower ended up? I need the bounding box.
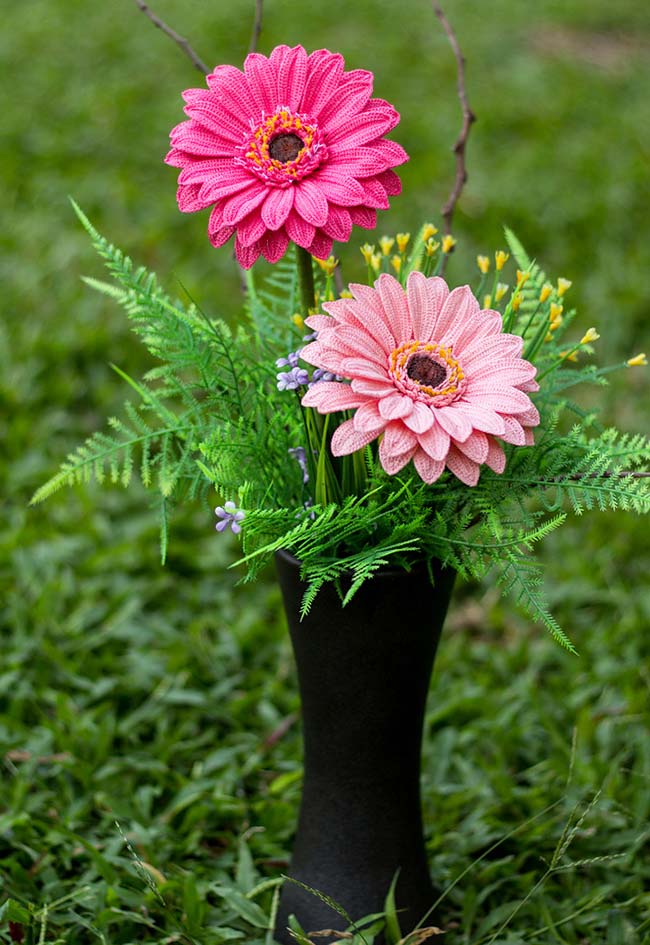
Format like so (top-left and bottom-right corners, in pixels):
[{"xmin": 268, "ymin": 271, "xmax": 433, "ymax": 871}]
[
  {"xmin": 301, "ymin": 272, "xmax": 540, "ymax": 486},
  {"xmin": 166, "ymin": 45, "xmax": 408, "ymax": 268}
]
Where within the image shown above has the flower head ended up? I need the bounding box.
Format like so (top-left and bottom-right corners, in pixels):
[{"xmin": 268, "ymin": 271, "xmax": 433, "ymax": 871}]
[
  {"xmin": 301, "ymin": 272, "xmax": 540, "ymax": 486},
  {"xmin": 215, "ymin": 501, "xmax": 245, "ymax": 534},
  {"xmin": 166, "ymin": 45, "xmax": 408, "ymax": 268}
]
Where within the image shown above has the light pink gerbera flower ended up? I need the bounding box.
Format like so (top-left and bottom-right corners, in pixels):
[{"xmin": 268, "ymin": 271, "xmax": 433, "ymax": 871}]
[
  {"xmin": 165, "ymin": 45, "xmax": 408, "ymax": 268},
  {"xmin": 301, "ymin": 272, "xmax": 540, "ymax": 486}
]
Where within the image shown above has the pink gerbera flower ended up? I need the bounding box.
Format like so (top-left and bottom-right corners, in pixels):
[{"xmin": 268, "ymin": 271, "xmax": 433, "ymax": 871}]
[
  {"xmin": 166, "ymin": 45, "xmax": 408, "ymax": 268},
  {"xmin": 301, "ymin": 272, "xmax": 540, "ymax": 486}
]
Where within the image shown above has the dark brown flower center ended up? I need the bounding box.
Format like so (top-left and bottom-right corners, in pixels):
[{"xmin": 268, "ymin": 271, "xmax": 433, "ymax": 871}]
[
  {"xmin": 269, "ymin": 133, "xmax": 304, "ymax": 163},
  {"xmin": 407, "ymin": 354, "xmax": 448, "ymax": 388}
]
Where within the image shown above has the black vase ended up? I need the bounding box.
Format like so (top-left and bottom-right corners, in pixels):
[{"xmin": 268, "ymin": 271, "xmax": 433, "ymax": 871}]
[{"xmin": 273, "ymin": 550, "xmax": 456, "ymax": 944}]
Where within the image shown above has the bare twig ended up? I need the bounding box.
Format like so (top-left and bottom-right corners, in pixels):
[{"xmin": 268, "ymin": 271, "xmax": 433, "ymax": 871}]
[
  {"xmin": 249, "ymin": 0, "xmax": 264, "ymax": 54},
  {"xmin": 432, "ymin": 3, "xmax": 476, "ymax": 255},
  {"xmin": 133, "ymin": 0, "xmax": 209, "ymax": 74}
]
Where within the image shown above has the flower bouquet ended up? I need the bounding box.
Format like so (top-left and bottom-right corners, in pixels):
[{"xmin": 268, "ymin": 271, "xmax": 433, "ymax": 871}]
[{"xmin": 34, "ymin": 32, "xmax": 649, "ymax": 945}]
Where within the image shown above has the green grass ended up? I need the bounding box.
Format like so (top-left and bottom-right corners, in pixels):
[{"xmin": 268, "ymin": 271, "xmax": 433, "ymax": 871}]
[{"xmin": 1, "ymin": 0, "xmax": 649, "ymax": 942}]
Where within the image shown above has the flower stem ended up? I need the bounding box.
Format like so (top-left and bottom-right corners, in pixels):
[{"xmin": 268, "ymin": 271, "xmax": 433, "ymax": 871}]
[{"xmin": 295, "ymin": 245, "xmax": 315, "ymax": 321}]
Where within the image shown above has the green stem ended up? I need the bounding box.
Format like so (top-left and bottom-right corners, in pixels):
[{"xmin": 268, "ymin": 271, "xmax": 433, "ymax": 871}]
[{"xmin": 295, "ymin": 244, "xmax": 315, "ymax": 320}]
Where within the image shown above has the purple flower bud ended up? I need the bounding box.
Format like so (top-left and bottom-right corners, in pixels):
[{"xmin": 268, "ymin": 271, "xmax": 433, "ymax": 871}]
[{"xmin": 277, "ymin": 366, "xmax": 310, "ymax": 391}]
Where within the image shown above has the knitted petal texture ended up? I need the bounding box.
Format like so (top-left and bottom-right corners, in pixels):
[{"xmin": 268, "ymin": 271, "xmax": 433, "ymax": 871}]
[
  {"xmin": 166, "ymin": 45, "xmax": 408, "ymax": 268},
  {"xmin": 301, "ymin": 272, "xmax": 540, "ymax": 486}
]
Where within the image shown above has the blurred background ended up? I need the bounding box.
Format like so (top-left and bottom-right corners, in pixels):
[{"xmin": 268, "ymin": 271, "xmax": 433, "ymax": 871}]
[{"xmin": 1, "ymin": 0, "xmax": 649, "ymax": 941}]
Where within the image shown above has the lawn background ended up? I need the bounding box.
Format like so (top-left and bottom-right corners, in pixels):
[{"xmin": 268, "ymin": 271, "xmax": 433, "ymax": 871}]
[{"xmin": 1, "ymin": 0, "xmax": 649, "ymax": 942}]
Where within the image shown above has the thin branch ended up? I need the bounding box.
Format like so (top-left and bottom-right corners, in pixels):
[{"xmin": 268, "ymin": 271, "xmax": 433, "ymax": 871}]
[
  {"xmin": 432, "ymin": 3, "xmax": 476, "ymax": 257},
  {"xmin": 133, "ymin": 0, "xmax": 209, "ymax": 74},
  {"xmin": 249, "ymin": 0, "xmax": 264, "ymax": 54}
]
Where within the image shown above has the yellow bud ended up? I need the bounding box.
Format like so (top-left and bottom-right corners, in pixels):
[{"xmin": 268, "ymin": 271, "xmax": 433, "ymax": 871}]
[
  {"xmin": 425, "ymin": 238, "xmax": 440, "ymax": 257},
  {"xmin": 627, "ymin": 352, "xmax": 648, "ymax": 367},
  {"xmin": 483, "ymin": 294, "xmax": 492, "ymax": 309},
  {"xmin": 360, "ymin": 244, "xmax": 375, "ymax": 264},
  {"xmin": 291, "ymin": 313, "xmax": 304, "ymax": 329},
  {"xmin": 495, "ymin": 283, "xmax": 509, "ymax": 302},
  {"xmin": 495, "ymin": 250, "xmax": 509, "ymax": 271},
  {"xmin": 391, "ymin": 254, "xmax": 402, "ymax": 275},
  {"xmin": 442, "ymin": 234, "xmax": 456, "ymax": 254},
  {"xmin": 550, "ymin": 315, "xmax": 563, "ymax": 331},
  {"xmin": 580, "ymin": 327, "xmax": 600, "ymax": 345},
  {"xmin": 511, "ymin": 292, "xmax": 522, "ymax": 312},
  {"xmin": 549, "ymin": 302, "xmax": 563, "ymax": 320},
  {"xmin": 560, "ymin": 350, "xmax": 579, "ymax": 363},
  {"xmin": 339, "ymin": 289, "xmax": 353, "ymax": 299},
  {"xmin": 557, "ymin": 277, "xmax": 572, "ymax": 297},
  {"xmin": 370, "ymin": 253, "xmax": 382, "ymax": 273},
  {"xmin": 477, "ymin": 254, "xmax": 490, "ymax": 274},
  {"xmin": 396, "ymin": 232, "xmax": 410, "ymax": 253},
  {"xmin": 539, "ymin": 283, "xmax": 553, "ymax": 303},
  {"xmin": 516, "ymin": 270, "xmax": 531, "ymax": 287},
  {"xmin": 316, "ymin": 255, "xmax": 338, "ymax": 276},
  {"xmin": 422, "ymin": 223, "xmax": 438, "ymax": 241},
  {"xmin": 379, "ymin": 235, "xmax": 395, "ymax": 256}
]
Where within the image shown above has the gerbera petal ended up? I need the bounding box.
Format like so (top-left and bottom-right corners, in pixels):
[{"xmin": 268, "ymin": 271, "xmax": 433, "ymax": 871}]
[
  {"xmin": 330, "ymin": 418, "xmax": 378, "ymax": 456},
  {"xmin": 177, "ymin": 183, "xmax": 210, "ymax": 213},
  {"xmin": 317, "ymin": 70, "xmax": 374, "ymax": 126},
  {"xmin": 434, "ymin": 285, "xmax": 480, "ymax": 345},
  {"xmin": 379, "ymin": 439, "xmax": 418, "ymax": 475},
  {"xmin": 234, "ymin": 239, "xmax": 261, "ymax": 269},
  {"xmin": 403, "ymin": 401, "xmax": 434, "ymax": 434},
  {"xmin": 475, "ymin": 389, "xmax": 534, "ymax": 414},
  {"xmin": 339, "ymin": 357, "xmax": 387, "ymax": 381},
  {"xmin": 353, "ymin": 401, "xmax": 388, "ymax": 434},
  {"xmin": 367, "ymin": 138, "xmax": 409, "ymax": 168},
  {"xmin": 445, "ymin": 446, "xmax": 480, "ymax": 486},
  {"xmin": 378, "ymin": 393, "xmax": 414, "ymax": 420},
  {"xmin": 243, "ymin": 52, "xmax": 279, "ymax": 113},
  {"xmin": 301, "ymin": 381, "xmax": 368, "ymax": 412},
  {"xmin": 413, "ymin": 448, "xmax": 446, "ymax": 484},
  {"xmin": 485, "ymin": 439, "xmax": 507, "ymax": 474},
  {"xmin": 418, "ymin": 420, "xmax": 451, "ymax": 461},
  {"xmin": 207, "ymin": 64, "xmax": 258, "ymax": 121},
  {"xmin": 307, "ymin": 231, "xmax": 334, "ymax": 260},
  {"xmin": 285, "ymin": 210, "xmax": 316, "ymax": 248},
  {"xmin": 375, "ymin": 168, "xmax": 402, "ymax": 196},
  {"xmin": 208, "ymin": 224, "xmax": 235, "ymax": 249},
  {"xmin": 375, "ymin": 274, "xmax": 411, "ymax": 340},
  {"xmin": 406, "ymin": 272, "xmax": 449, "ymax": 341},
  {"xmin": 260, "ymin": 229, "xmax": 290, "ymax": 264},
  {"xmin": 499, "ymin": 417, "xmax": 526, "ymax": 445},
  {"xmin": 322, "ymin": 206, "xmax": 353, "ymax": 242},
  {"xmin": 269, "ymin": 45, "xmax": 308, "ymax": 112},
  {"xmin": 350, "ymin": 377, "xmax": 396, "ymax": 397},
  {"xmin": 359, "ymin": 178, "xmax": 390, "ymax": 209},
  {"xmin": 381, "ymin": 421, "xmax": 418, "ymax": 456},
  {"xmin": 237, "ymin": 210, "xmax": 268, "ymax": 247},
  {"xmin": 294, "ymin": 179, "xmax": 329, "ymax": 226},
  {"xmin": 349, "ymin": 206, "xmax": 377, "ymax": 229},
  {"xmin": 452, "ymin": 402, "xmax": 506, "ymax": 436},
  {"xmin": 221, "ymin": 185, "xmax": 268, "ymax": 226},
  {"xmin": 302, "ymin": 49, "xmax": 345, "ymax": 115},
  {"xmin": 326, "ymin": 108, "xmax": 400, "ymax": 147},
  {"xmin": 327, "ymin": 144, "xmax": 391, "ymax": 177},
  {"xmin": 455, "ymin": 430, "xmax": 489, "ymax": 464},
  {"xmin": 313, "ymin": 171, "xmax": 366, "ymax": 206},
  {"xmin": 261, "ymin": 187, "xmax": 295, "ymax": 230},
  {"xmin": 434, "ymin": 405, "xmax": 474, "ymax": 442}
]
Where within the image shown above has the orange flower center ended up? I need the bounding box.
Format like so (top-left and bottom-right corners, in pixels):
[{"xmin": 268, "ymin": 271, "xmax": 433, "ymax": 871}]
[
  {"xmin": 237, "ymin": 107, "xmax": 328, "ymax": 188},
  {"xmin": 389, "ymin": 341, "xmax": 465, "ymax": 404}
]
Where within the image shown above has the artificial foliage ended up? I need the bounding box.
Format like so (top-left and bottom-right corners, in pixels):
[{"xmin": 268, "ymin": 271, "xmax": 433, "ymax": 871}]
[{"xmin": 34, "ymin": 198, "xmax": 650, "ymax": 651}]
